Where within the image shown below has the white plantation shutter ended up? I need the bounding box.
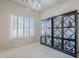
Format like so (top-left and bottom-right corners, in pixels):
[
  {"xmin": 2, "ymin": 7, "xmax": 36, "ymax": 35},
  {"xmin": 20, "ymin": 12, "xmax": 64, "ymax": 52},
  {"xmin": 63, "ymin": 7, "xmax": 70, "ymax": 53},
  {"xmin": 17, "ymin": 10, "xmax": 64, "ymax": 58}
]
[{"xmin": 10, "ymin": 15, "xmax": 34, "ymax": 39}]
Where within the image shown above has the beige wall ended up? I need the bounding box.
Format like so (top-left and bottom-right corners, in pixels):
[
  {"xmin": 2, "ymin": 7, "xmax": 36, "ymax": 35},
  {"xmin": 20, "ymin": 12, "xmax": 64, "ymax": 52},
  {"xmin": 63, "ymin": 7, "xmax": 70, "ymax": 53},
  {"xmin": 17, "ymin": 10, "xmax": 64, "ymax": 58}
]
[
  {"xmin": 1, "ymin": 0, "xmax": 79, "ymax": 56},
  {"xmin": 0, "ymin": 0, "xmax": 40, "ymax": 50},
  {"xmin": 41, "ymin": 0, "xmax": 79, "ymax": 55}
]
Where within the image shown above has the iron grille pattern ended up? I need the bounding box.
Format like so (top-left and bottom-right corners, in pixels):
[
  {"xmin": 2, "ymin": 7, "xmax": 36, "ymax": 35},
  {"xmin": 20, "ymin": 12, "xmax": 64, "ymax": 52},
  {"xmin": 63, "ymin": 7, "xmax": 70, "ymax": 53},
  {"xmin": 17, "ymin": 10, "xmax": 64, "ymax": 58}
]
[{"xmin": 40, "ymin": 10, "xmax": 77, "ymax": 57}]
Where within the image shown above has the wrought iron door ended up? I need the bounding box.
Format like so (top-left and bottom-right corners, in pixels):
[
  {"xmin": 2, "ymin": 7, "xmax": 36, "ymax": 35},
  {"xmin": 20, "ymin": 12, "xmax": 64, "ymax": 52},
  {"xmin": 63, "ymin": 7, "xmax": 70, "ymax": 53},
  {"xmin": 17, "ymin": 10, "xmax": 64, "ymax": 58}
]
[
  {"xmin": 41, "ymin": 18, "xmax": 52, "ymax": 47},
  {"xmin": 53, "ymin": 16, "xmax": 62, "ymax": 50},
  {"xmin": 53, "ymin": 11, "xmax": 78, "ymax": 57},
  {"xmin": 40, "ymin": 10, "xmax": 78, "ymax": 57},
  {"xmin": 63, "ymin": 11, "xmax": 77, "ymax": 57}
]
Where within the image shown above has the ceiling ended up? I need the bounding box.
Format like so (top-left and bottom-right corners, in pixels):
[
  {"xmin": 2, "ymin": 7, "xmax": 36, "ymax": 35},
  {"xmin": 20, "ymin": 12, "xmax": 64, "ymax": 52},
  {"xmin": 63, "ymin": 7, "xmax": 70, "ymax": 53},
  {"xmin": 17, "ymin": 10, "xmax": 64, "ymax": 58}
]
[{"xmin": 10, "ymin": 0, "xmax": 68, "ymax": 13}]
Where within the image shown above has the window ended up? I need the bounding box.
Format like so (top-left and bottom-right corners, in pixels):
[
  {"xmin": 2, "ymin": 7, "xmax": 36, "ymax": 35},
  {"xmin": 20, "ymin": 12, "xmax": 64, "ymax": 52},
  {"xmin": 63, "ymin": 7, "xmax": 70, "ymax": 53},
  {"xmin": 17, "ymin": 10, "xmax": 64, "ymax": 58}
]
[
  {"xmin": 29, "ymin": 18, "xmax": 34, "ymax": 36},
  {"xmin": 18, "ymin": 16, "xmax": 24, "ymax": 37},
  {"xmin": 10, "ymin": 15, "xmax": 34, "ymax": 38},
  {"xmin": 10, "ymin": 15, "xmax": 17, "ymax": 38},
  {"xmin": 24, "ymin": 17, "xmax": 34, "ymax": 37},
  {"xmin": 24, "ymin": 17, "xmax": 30, "ymax": 37}
]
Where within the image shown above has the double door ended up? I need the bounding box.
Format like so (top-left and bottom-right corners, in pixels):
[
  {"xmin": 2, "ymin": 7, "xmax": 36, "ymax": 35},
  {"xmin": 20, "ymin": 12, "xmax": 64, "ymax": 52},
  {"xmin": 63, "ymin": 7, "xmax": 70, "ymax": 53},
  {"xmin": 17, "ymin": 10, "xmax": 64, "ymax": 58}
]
[
  {"xmin": 41, "ymin": 18, "xmax": 53, "ymax": 47},
  {"xmin": 40, "ymin": 10, "xmax": 78, "ymax": 57}
]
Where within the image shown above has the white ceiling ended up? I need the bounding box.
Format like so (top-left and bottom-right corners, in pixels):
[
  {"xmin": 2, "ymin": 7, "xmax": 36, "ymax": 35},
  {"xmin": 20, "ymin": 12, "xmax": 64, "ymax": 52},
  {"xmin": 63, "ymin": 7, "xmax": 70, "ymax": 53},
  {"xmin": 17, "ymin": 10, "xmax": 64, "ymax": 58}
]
[{"xmin": 10, "ymin": 0, "xmax": 68, "ymax": 13}]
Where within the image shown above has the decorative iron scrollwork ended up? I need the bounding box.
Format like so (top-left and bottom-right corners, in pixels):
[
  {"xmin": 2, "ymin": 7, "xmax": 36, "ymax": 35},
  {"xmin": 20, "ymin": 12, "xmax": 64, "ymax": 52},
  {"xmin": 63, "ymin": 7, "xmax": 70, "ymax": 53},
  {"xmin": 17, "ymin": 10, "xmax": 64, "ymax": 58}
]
[
  {"xmin": 54, "ymin": 16, "xmax": 62, "ymax": 27},
  {"xmin": 64, "ymin": 40, "xmax": 75, "ymax": 53},
  {"xmin": 46, "ymin": 37, "xmax": 52, "ymax": 46},
  {"xmin": 54, "ymin": 39, "xmax": 62, "ymax": 49},
  {"xmin": 64, "ymin": 28, "xmax": 75, "ymax": 39},
  {"xmin": 64, "ymin": 15, "xmax": 75, "ymax": 27},
  {"xmin": 41, "ymin": 10, "xmax": 77, "ymax": 57}
]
